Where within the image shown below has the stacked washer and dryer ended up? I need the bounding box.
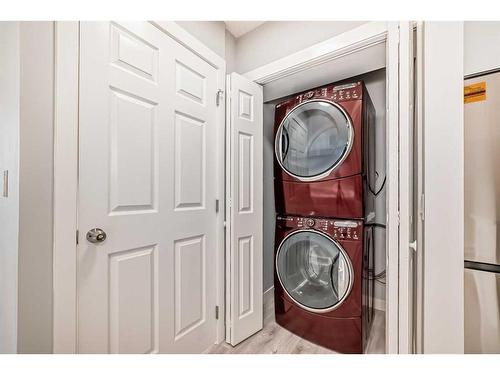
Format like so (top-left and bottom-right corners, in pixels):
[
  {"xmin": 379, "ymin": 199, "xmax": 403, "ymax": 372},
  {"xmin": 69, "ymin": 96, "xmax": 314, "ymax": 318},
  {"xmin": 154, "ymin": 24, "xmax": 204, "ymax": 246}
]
[{"xmin": 273, "ymin": 81, "xmax": 379, "ymax": 354}]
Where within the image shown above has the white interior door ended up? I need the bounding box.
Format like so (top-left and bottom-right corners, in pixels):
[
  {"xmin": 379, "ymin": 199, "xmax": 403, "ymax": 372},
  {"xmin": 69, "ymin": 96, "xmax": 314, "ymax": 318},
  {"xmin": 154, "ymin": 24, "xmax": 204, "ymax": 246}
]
[
  {"xmin": 78, "ymin": 21, "xmax": 220, "ymax": 353},
  {"xmin": 226, "ymin": 73, "xmax": 263, "ymax": 346}
]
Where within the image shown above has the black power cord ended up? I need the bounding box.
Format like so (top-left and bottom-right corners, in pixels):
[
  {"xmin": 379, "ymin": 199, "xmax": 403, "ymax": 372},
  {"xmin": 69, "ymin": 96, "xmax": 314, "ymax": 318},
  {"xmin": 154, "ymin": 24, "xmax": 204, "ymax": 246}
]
[
  {"xmin": 367, "ymin": 172, "xmax": 386, "ymax": 197},
  {"xmin": 365, "ymin": 224, "xmax": 386, "ymax": 285}
]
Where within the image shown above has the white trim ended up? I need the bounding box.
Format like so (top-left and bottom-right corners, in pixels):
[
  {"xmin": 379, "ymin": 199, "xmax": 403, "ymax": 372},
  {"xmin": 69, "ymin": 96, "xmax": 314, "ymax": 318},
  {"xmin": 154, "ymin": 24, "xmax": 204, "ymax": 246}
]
[
  {"xmin": 414, "ymin": 21, "xmax": 425, "ymax": 355},
  {"xmin": 263, "ymin": 286, "xmax": 274, "ymax": 312},
  {"xmin": 263, "ymin": 285, "xmax": 274, "ymax": 297},
  {"xmin": 243, "ymin": 21, "xmax": 403, "ymax": 354},
  {"xmin": 53, "ymin": 21, "xmax": 226, "ymax": 353},
  {"xmin": 52, "ymin": 21, "xmax": 79, "ymax": 354},
  {"xmin": 224, "ymin": 74, "xmax": 232, "ymax": 343},
  {"xmin": 398, "ymin": 21, "xmax": 413, "ymax": 354},
  {"xmin": 243, "ymin": 22, "xmax": 388, "ymax": 84},
  {"xmin": 385, "ymin": 21, "xmax": 400, "ymax": 355},
  {"xmin": 421, "ymin": 21, "xmax": 464, "ymax": 354},
  {"xmin": 214, "ymin": 58, "xmax": 226, "ymax": 346}
]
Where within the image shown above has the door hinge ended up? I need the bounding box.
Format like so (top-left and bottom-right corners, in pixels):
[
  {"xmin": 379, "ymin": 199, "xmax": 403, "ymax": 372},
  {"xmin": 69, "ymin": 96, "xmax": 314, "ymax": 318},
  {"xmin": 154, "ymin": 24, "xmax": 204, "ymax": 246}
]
[
  {"xmin": 216, "ymin": 89, "xmax": 224, "ymax": 107},
  {"xmin": 76, "ymin": 229, "xmax": 79, "ymax": 245},
  {"xmin": 215, "ymin": 305, "xmax": 220, "ymax": 320},
  {"xmin": 228, "ymin": 198, "xmax": 232, "ymax": 208},
  {"xmin": 409, "ymin": 240, "xmax": 417, "ymax": 253},
  {"xmin": 215, "ymin": 199, "xmax": 219, "ymax": 213}
]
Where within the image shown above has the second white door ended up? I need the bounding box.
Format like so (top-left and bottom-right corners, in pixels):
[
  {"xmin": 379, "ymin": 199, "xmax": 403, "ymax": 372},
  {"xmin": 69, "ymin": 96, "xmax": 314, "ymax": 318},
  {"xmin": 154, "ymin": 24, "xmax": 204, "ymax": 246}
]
[
  {"xmin": 226, "ymin": 73, "xmax": 263, "ymax": 346},
  {"xmin": 77, "ymin": 21, "xmax": 220, "ymax": 353}
]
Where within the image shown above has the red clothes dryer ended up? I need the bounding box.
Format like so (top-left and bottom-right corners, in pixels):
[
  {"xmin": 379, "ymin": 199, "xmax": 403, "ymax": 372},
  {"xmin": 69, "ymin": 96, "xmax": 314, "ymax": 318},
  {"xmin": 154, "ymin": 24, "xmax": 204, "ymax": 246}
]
[
  {"xmin": 274, "ymin": 215, "xmax": 374, "ymax": 353},
  {"xmin": 274, "ymin": 81, "xmax": 376, "ymax": 219}
]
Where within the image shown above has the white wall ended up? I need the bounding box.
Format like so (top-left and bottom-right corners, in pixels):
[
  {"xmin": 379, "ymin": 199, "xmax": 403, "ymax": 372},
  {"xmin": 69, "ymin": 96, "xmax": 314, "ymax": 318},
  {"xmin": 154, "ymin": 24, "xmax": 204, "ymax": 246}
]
[
  {"xmin": 262, "ymin": 104, "xmax": 276, "ymax": 292},
  {"xmin": 17, "ymin": 21, "xmax": 54, "ymax": 354},
  {"xmin": 225, "ymin": 30, "xmax": 236, "ymax": 73},
  {"xmin": 176, "ymin": 21, "xmax": 226, "ymax": 58},
  {"xmin": 422, "ymin": 21, "xmax": 464, "ymax": 354},
  {"xmin": 464, "ymin": 22, "xmax": 500, "ymax": 76},
  {"xmin": 0, "ymin": 21, "xmax": 20, "ymax": 354},
  {"xmin": 363, "ymin": 69, "xmax": 387, "ymax": 310},
  {"xmin": 235, "ymin": 21, "xmax": 367, "ymax": 74}
]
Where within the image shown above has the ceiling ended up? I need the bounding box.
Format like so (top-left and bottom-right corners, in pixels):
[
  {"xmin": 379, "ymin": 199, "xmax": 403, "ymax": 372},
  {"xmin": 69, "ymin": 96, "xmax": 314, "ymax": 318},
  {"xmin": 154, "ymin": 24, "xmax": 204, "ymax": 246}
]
[{"xmin": 224, "ymin": 21, "xmax": 265, "ymax": 38}]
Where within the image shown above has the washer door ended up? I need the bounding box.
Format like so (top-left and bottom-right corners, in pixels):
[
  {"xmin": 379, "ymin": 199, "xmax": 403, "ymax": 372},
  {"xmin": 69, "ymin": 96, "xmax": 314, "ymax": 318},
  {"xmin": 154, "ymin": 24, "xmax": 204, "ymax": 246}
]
[
  {"xmin": 275, "ymin": 100, "xmax": 353, "ymax": 181},
  {"xmin": 276, "ymin": 230, "xmax": 353, "ymax": 313}
]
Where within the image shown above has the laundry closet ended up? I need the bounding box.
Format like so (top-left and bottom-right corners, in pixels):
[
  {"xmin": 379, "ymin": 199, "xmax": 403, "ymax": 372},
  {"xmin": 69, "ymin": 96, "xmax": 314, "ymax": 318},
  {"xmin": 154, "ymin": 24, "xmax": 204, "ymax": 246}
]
[
  {"xmin": 261, "ymin": 68, "xmax": 387, "ymax": 354},
  {"xmin": 223, "ymin": 22, "xmax": 404, "ymax": 354}
]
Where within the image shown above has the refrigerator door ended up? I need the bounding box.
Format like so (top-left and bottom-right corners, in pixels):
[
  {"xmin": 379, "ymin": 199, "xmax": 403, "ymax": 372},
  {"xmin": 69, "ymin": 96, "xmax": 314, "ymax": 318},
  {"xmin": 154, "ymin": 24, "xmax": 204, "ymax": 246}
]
[
  {"xmin": 465, "ymin": 72, "xmax": 500, "ymax": 353},
  {"xmin": 465, "ymin": 73, "xmax": 500, "ymax": 265},
  {"xmin": 464, "ymin": 267, "xmax": 500, "ymax": 353}
]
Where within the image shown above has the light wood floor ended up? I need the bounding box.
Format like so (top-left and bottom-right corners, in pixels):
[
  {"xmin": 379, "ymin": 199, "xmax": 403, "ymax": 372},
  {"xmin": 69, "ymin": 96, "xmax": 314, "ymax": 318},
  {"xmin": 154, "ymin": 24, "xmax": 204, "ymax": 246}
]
[{"xmin": 207, "ymin": 292, "xmax": 386, "ymax": 354}]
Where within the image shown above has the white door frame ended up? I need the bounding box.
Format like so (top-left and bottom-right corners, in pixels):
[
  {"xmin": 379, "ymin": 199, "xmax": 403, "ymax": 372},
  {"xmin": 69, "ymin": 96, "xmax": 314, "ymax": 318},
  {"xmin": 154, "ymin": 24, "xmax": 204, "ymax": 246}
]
[
  {"xmin": 243, "ymin": 21, "xmax": 408, "ymax": 354},
  {"xmin": 52, "ymin": 21, "xmax": 227, "ymax": 353}
]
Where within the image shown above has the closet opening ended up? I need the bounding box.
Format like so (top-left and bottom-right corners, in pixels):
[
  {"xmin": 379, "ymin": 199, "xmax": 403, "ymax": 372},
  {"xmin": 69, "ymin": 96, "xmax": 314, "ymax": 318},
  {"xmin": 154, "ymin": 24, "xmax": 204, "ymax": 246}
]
[{"xmin": 262, "ymin": 63, "xmax": 388, "ymax": 353}]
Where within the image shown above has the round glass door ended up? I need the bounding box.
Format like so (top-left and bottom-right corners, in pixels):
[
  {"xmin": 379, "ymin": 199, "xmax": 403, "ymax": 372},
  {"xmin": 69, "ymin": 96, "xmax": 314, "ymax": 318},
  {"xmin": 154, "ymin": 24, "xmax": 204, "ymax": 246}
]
[
  {"xmin": 275, "ymin": 100, "xmax": 353, "ymax": 181},
  {"xmin": 276, "ymin": 230, "xmax": 353, "ymax": 312}
]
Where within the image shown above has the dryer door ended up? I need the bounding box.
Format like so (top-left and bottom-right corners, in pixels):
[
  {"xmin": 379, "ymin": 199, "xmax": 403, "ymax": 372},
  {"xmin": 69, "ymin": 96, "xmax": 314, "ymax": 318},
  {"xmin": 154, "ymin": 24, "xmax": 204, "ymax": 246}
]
[
  {"xmin": 275, "ymin": 100, "xmax": 353, "ymax": 181},
  {"xmin": 276, "ymin": 230, "xmax": 354, "ymax": 313}
]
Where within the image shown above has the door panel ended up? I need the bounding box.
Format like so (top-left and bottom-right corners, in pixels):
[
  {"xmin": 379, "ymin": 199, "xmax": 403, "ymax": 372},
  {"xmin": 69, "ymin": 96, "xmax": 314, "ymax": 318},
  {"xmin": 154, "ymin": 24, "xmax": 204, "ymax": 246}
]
[
  {"xmin": 109, "ymin": 88, "xmax": 158, "ymax": 213},
  {"xmin": 78, "ymin": 21, "xmax": 218, "ymax": 354},
  {"xmin": 238, "ymin": 236, "xmax": 253, "ymax": 317},
  {"xmin": 174, "ymin": 235, "xmax": 205, "ymax": 339},
  {"xmin": 227, "ymin": 73, "xmax": 263, "ymax": 345},
  {"xmin": 238, "ymin": 133, "xmax": 253, "ymax": 212},
  {"xmin": 174, "ymin": 113, "xmax": 206, "ymax": 210},
  {"xmin": 108, "ymin": 245, "xmax": 157, "ymax": 354}
]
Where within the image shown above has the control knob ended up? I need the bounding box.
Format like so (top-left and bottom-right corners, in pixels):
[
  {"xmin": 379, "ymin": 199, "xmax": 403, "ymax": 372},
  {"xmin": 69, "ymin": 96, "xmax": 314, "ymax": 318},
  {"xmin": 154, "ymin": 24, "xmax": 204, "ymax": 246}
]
[{"xmin": 305, "ymin": 218, "xmax": 315, "ymax": 227}]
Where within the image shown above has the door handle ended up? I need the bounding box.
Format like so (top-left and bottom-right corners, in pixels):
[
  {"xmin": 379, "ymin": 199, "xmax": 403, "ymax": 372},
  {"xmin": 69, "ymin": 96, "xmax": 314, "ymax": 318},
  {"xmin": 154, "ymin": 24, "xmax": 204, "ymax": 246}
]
[{"xmin": 86, "ymin": 228, "xmax": 107, "ymax": 244}]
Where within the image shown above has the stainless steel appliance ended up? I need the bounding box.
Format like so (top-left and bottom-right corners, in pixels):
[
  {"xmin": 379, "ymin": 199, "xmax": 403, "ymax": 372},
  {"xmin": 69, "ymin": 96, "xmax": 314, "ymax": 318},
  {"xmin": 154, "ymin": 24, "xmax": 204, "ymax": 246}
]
[{"xmin": 464, "ymin": 72, "xmax": 500, "ymax": 354}]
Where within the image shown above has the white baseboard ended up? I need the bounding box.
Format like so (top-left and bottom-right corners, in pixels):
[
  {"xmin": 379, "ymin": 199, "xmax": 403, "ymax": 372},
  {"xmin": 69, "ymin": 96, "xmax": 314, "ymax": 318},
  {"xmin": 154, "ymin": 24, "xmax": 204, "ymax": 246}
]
[
  {"xmin": 373, "ymin": 297, "xmax": 385, "ymax": 312},
  {"xmin": 263, "ymin": 285, "xmax": 274, "ymax": 296},
  {"xmin": 263, "ymin": 285, "xmax": 274, "ymax": 307}
]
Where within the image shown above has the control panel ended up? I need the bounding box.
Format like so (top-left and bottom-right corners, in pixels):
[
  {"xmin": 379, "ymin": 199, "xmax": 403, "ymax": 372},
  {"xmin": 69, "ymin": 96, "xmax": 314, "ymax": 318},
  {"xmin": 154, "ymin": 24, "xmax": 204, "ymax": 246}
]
[
  {"xmin": 331, "ymin": 83, "xmax": 361, "ymax": 102},
  {"xmin": 290, "ymin": 81, "xmax": 362, "ymax": 105},
  {"xmin": 332, "ymin": 220, "xmax": 359, "ymax": 241},
  {"xmin": 276, "ymin": 215, "xmax": 361, "ymax": 241}
]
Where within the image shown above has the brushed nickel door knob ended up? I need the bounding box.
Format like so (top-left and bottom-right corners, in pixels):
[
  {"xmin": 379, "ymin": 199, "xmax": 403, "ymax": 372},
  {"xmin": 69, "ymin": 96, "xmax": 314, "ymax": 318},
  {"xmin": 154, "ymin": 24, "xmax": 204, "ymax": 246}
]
[{"xmin": 86, "ymin": 228, "xmax": 107, "ymax": 243}]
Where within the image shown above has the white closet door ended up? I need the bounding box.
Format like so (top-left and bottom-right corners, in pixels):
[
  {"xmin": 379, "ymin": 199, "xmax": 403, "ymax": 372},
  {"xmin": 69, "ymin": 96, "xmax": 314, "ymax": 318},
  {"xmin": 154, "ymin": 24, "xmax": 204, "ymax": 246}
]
[
  {"xmin": 226, "ymin": 72, "xmax": 263, "ymax": 345},
  {"xmin": 78, "ymin": 21, "xmax": 219, "ymax": 353}
]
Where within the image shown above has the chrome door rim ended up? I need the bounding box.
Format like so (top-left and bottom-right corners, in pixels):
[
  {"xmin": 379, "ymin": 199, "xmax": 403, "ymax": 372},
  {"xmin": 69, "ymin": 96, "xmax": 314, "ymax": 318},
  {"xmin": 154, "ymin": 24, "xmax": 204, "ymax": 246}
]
[
  {"xmin": 274, "ymin": 99, "xmax": 354, "ymax": 182},
  {"xmin": 275, "ymin": 229, "xmax": 354, "ymax": 313}
]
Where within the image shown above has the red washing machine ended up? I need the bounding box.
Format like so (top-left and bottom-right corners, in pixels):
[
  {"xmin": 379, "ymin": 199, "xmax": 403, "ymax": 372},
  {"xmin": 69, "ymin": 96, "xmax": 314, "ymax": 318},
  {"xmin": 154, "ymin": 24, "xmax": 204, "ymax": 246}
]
[
  {"xmin": 274, "ymin": 215, "xmax": 374, "ymax": 354},
  {"xmin": 274, "ymin": 81, "xmax": 376, "ymax": 219}
]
